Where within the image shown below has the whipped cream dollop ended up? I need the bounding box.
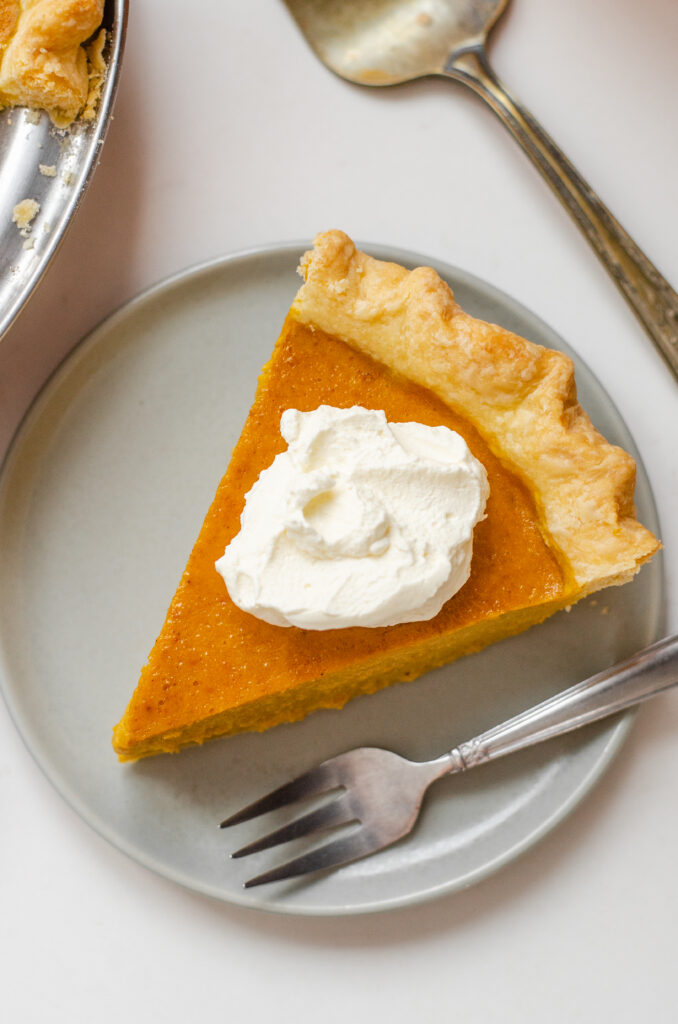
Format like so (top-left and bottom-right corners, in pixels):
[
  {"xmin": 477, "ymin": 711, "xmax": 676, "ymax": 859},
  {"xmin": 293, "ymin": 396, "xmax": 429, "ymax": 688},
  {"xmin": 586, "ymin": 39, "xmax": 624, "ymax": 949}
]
[{"xmin": 216, "ymin": 405, "xmax": 489, "ymax": 630}]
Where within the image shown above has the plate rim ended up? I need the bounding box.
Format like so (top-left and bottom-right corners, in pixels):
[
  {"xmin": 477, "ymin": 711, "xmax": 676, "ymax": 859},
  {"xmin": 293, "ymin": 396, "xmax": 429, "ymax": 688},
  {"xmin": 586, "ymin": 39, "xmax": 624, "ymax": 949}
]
[{"xmin": 0, "ymin": 239, "xmax": 665, "ymax": 916}]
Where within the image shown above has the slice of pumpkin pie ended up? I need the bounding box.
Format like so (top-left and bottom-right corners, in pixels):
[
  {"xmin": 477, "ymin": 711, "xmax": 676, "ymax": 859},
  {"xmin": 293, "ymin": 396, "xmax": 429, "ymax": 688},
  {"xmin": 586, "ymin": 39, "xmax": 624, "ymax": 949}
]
[{"xmin": 113, "ymin": 230, "xmax": 659, "ymax": 760}]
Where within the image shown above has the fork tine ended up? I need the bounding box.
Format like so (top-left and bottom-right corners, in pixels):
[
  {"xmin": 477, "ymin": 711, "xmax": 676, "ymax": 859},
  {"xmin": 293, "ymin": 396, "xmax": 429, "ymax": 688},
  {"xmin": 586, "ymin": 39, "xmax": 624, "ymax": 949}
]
[
  {"xmin": 231, "ymin": 793, "xmax": 355, "ymax": 858},
  {"xmin": 243, "ymin": 829, "xmax": 381, "ymax": 888},
  {"xmin": 220, "ymin": 762, "xmax": 337, "ymax": 828}
]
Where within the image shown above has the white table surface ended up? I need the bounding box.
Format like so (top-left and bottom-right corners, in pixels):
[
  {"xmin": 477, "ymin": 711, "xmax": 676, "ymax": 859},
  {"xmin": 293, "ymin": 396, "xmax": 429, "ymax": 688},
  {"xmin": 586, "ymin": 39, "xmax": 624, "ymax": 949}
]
[{"xmin": 1, "ymin": 1, "xmax": 677, "ymax": 1020}]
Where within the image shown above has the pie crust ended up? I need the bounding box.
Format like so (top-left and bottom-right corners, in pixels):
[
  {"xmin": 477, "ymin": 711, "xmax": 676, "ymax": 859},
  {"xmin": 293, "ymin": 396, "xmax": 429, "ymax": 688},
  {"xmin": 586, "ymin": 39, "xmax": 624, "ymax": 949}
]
[
  {"xmin": 112, "ymin": 231, "xmax": 659, "ymax": 760},
  {"xmin": 0, "ymin": 0, "xmax": 105, "ymax": 126},
  {"xmin": 295, "ymin": 232, "xmax": 657, "ymax": 594}
]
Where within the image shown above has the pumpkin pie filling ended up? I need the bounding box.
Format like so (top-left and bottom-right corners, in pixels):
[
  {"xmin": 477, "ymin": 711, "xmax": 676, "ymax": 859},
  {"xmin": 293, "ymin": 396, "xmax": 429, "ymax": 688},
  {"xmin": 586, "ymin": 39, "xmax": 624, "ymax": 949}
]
[{"xmin": 113, "ymin": 318, "xmax": 569, "ymax": 760}]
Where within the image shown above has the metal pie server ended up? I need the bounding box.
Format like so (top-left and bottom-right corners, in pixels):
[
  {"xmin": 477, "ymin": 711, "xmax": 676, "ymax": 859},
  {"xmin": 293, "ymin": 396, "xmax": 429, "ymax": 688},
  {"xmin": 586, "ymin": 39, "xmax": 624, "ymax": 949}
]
[{"xmin": 284, "ymin": 0, "xmax": 678, "ymax": 379}]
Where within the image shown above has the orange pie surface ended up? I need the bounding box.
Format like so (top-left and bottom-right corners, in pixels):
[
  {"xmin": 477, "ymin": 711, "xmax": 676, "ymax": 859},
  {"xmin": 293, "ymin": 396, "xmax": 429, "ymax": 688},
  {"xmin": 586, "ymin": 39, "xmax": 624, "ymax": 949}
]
[
  {"xmin": 113, "ymin": 232, "xmax": 659, "ymax": 761},
  {"xmin": 114, "ymin": 319, "xmax": 570, "ymax": 760}
]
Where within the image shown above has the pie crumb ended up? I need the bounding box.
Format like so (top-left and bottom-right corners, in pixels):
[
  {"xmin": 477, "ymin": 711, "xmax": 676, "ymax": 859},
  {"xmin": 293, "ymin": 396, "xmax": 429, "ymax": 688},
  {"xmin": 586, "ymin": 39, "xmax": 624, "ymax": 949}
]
[
  {"xmin": 39, "ymin": 163, "xmax": 57, "ymax": 177},
  {"xmin": 12, "ymin": 198, "xmax": 40, "ymax": 232}
]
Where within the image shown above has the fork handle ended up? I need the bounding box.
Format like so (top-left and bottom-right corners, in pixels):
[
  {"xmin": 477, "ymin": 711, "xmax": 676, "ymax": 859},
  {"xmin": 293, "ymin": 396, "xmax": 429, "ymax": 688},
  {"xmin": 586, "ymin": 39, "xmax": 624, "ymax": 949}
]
[
  {"xmin": 447, "ymin": 634, "xmax": 678, "ymax": 772},
  {"xmin": 442, "ymin": 49, "xmax": 678, "ymax": 380}
]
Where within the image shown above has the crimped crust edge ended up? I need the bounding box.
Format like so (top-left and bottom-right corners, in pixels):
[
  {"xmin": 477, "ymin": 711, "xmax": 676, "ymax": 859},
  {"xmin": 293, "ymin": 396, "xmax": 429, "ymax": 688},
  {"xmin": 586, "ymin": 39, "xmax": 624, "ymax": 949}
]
[{"xmin": 292, "ymin": 230, "xmax": 659, "ymax": 592}]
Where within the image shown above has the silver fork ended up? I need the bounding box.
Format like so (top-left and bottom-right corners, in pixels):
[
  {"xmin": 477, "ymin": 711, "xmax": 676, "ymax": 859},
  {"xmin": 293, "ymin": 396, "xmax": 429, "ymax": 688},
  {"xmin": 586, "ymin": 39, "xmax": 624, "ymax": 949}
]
[{"xmin": 221, "ymin": 634, "xmax": 678, "ymax": 887}]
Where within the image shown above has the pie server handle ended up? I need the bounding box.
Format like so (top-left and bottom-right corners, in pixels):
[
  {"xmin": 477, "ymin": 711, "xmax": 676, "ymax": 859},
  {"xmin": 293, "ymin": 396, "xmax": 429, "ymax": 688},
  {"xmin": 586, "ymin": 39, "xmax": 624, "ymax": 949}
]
[{"xmin": 443, "ymin": 49, "xmax": 678, "ymax": 381}]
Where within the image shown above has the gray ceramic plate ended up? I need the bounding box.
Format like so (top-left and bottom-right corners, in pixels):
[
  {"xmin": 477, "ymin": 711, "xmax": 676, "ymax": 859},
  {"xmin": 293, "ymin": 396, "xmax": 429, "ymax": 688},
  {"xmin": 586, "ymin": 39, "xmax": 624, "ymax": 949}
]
[{"xmin": 0, "ymin": 242, "xmax": 663, "ymax": 916}]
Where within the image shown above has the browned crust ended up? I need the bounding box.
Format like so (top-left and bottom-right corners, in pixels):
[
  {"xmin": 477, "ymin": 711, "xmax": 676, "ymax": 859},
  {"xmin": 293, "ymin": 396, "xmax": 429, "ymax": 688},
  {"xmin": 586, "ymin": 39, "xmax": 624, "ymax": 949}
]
[
  {"xmin": 0, "ymin": 0, "xmax": 104, "ymax": 126},
  {"xmin": 0, "ymin": 1, "xmax": 20, "ymax": 56},
  {"xmin": 293, "ymin": 230, "xmax": 659, "ymax": 591}
]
